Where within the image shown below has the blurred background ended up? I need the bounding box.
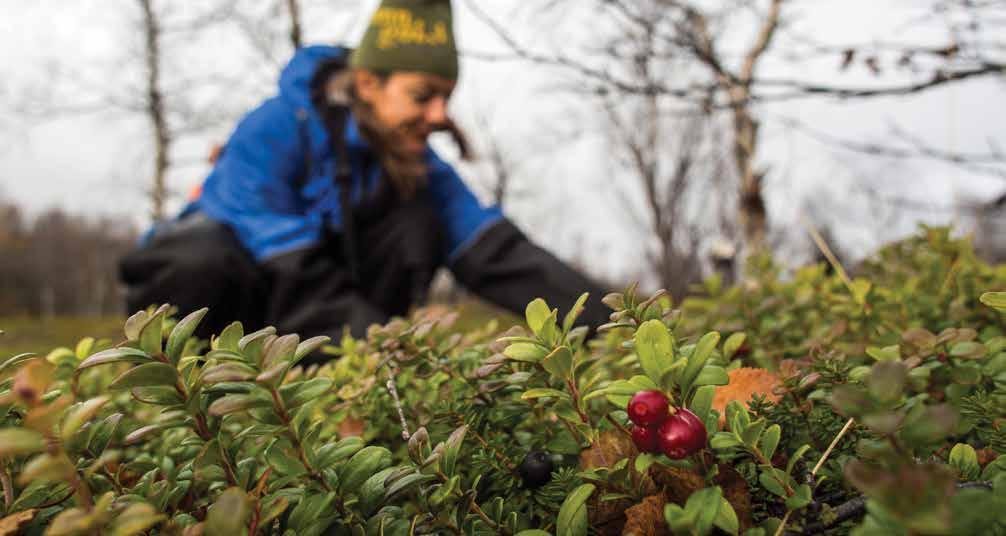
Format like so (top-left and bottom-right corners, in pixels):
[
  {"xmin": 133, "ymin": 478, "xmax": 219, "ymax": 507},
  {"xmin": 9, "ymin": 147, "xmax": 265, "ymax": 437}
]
[{"xmin": 1, "ymin": 0, "xmax": 1004, "ymax": 349}]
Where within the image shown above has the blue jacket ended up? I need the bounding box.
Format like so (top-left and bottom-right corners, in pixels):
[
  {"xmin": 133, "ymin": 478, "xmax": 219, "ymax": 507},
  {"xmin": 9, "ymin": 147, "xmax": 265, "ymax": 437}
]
[{"xmin": 191, "ymin": 45, "xmax": 502, "ymax": 262}]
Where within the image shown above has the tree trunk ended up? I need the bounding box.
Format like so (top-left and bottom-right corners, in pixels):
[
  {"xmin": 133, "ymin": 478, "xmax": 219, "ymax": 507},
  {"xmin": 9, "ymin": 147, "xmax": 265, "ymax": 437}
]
[
  {"xmin": 731, "ymin": 92, "xmax": 767, "ymax": 252},
  {"xmin": 286, "ymin": 0, "xmax": 303, "ymax": 49},
  {"xmin": 139, "ymin": 0, "xmax": 170, "ymax": 222}
]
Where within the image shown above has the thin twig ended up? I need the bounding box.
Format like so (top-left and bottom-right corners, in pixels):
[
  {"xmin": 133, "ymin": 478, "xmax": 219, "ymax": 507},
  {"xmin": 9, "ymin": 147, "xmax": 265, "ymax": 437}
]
[
  {"xmin": 774, "ymin": 510, "xmax": 793, "ymax": 536},
  {"xmin": 1, "ymin": 468, "xmax": 13, "ymax": 511},
  {"xmin": 800, "ymin": 215, "xmax": 853, "ymax": 291},
  {"xmin": 776, "ymin": 417, "xmax": 856, "ymax": 536},
  {"xmin": 813, "ymin": 418, "xmax": 855, "ymax": 476},
  {"xmin": 386, "ymin": 366, "xmax": 411, "ymax": 440}
]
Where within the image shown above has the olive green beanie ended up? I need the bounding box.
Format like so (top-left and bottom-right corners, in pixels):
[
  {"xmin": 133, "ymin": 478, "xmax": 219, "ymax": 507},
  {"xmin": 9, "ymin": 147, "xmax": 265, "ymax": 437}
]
[{"xmin": 350, "ymin": 0, "xmax": 459, "ymax": 80}]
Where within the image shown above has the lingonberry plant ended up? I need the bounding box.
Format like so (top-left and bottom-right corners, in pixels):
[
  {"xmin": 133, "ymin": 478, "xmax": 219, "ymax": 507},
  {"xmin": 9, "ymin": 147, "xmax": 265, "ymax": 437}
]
[{"xmin": 0, "ymin": 226, "xmax": 1005, "ymax": 535}]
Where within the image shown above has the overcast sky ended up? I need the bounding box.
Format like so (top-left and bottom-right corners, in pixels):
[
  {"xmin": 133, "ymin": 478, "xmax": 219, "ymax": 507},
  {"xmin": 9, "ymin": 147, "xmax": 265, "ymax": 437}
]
[{"xmin": 1, "ymin": 0, "xmax": 1004, "ymax": 283}]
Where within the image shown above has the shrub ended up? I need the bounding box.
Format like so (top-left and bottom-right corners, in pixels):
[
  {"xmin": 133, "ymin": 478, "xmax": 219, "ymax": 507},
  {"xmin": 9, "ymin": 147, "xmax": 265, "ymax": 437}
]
[{"xmin": 1, "ymin": 226, "xmax": 1005, "ymax": 535}]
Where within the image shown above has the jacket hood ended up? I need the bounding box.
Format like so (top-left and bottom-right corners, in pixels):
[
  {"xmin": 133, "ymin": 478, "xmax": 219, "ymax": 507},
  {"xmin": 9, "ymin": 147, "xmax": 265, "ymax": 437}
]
[{"xmin": 278, "ymin": 45, "xmax": 350, "ymax": 109}]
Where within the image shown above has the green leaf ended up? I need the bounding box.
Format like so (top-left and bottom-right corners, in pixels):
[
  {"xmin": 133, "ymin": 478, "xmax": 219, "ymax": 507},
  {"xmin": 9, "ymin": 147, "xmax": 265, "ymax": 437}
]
[
  {"xmin": 584, "ymin": 375, "xmax": 659, "ymax": 408},
  {"xmin": 562, "ymin": 293, "xmax": 590, "ymax": 334},
  {"xmin": 60, "ymin": 396, "xmax": 110, "ymax": 443},
  {"xmin": 75, "ymin": 337, "xmax": 96, "ymax": 361},
  {"xmin": 829, "ymin": 385, "xmax": 872, "ymax": 418},
  {"xmin": 200, "ymin": 363, "xmax": 258, "ymax": 384},
  {"xmin": 109, "ymin": 362, "xmax": 178, "ymax": 390},
  {"xmin": 124, "ymin": 310, "xmax": 149, "ymax": 341},
  {"xmin": 77, "ymin": 347, "xmax": 152, "ymax": 371},
  {"xmin": 358, "ymin": 467, "xmax": 397, "ymax": 515},
  {"xmin": 635, "ymin": 454, "xmax": 658, "ymax": 474},
  {"xmin": 868, "ymin": 361, "xmax": 907, "ymax": 404},
  {"xmin": 205, "ymin": 487, "xmax": 250, "ymax": 536},
  {"xmin": 526, "ymin": 298, "xmax": 552, "ymax": 336},
  {"xmin": 18, "ymin": 454, "xmax": 71, "ymax": 486},
  {"xmin": 261, "ymin": 334, "xmax": 300, "ymax": 369},
  {"xmin": 0, "ymin": 352, "xmax": 37, "ymax": 373},
  {"xmin": 88, "ymin": 413, "xmax": 123, "ymax": 454},
  {"xmin": 107, "ymin": 503, "xmax": 166, "ymax": 536},
  {"xmin": 786, "ymin": 444, "xmax": 812, "ymax": 476},
  {"xmin": 282, "ymin": 378, "xmax": 334, "ymax": 408},
  {"xmin": 504, "ymin": 342, "xmax": 549, "ymax": 363},
  {"xmin": 851, "ymin": 278, "xmax": 871, "ymax": 305},
  {"xmin": 541, "ymin": 346, "xmax": 574, "ymax": 380},
  {"xmin": 124, "ymin": 422, "xmax": 187, "ymax": 445},
  {"xmin": 166, "ymin": 308, "xmax": 208, "ymax": 365},
  {"xmin": 316, "ymin": 437, "xmax": 365, "ymax": 468},
  {"xmin": 980, "ymin": 292, "xmax": 1006, "ymax": 311},
  {"xmin": 693, "ymin": 366, "xmax": 729, "ymax": 387},
  {"xmin": 949, "ymin": 443, "xmax": 981, "ymax": 480},
  {"xmin": 682, "ymin": 332, "xmax": 721, "ymax": 393},
  {"xmin": 131, "ymin": 386, "xmax": 184, "ymax": 406},
  {"xmin": 723, "ymin": 333, "xmax": 746, "ymax": 360},
  {"xmin": 865, "ymin": 345, "xmax": 901, "ymax": 362},
  {"xmin": 689, "ymin": 385, "xmax": 716, "ymax": 424},
  {"xmin": 521, "ymin": 388, "xmax": 570, "ymax": 401},
  {"xmin": 215, "ymin": 322, "xmax": 244, "ymax": 352},
  {"xmin": 684, "ymin": 487, "xmax": 723, "ymax": 535},
  {"xmin": 442, "ymin": 425, "xmax": 468, "ymax": 476},
  {"xmin": 340, "ymin": 446, "xmax": 393, "ymax": 493},
  {"xmin": 759, "ymin": 424, "xmax": 781, "ymax": 462},
  {"xmin": 265, "ymin": 443, "xmax": 307, "ymax": 477},
  {"xmin": 383, "ymin": 472, "xmax": 437, "ymax": 502},
  {"xmin": 759, "ymin": 468, "xmax": 788, "ymax": 498},
  {"xmin": 785, "ymin": 483, "xmax": 813, "ymax": 511},
  {"xmin": 741, "ymin": 419, "xmax": 767, "ymax": 448},
  {"xmin": 950, "ymin": 341, "xmax": 987, "ymax": 359},
  {"xmin": 208, "ymin": 394, "xmax": 272, "ymax": 417},
  {"xmin": 294, "ymin": 336, "xmax": 331, "ymax": 363},
  {"xmin": 139, "ymin": 309, "xmax": 165, "ymax": 356},
  {"xmin": 0, "ymin": 429, "xmax": 46, "ymax": 457},
  {"xmin": 710, "ymin": 432, "xmax": 743, "ymax": 450},
  {"xmin": 714, "ymin": 497, "xmax": 740, "ymax": 535},
  {"xmin": 664, "ymin": 503, "xmax": 693, "ymax": 534},
  {"xmin": 557, "ymin": 483, "xmax": 594, "ymax": 536},
  {"xmin": 635, "ymin": 320, "xmax": 675, "ymax": 387},
  {"xmin": 515, "ymin": 531, "xmax": 552, "ymax": 536}
]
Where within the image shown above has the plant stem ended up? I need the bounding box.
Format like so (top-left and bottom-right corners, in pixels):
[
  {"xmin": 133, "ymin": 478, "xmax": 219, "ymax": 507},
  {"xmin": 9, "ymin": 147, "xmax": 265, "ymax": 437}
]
[
  {"xmin": 268, "ymin": 387, "xmax": 332, "ymax": 492},
  {"xmin": 565, "ymin": 379, "xmax": 591, "ymax": 425},
  {"xmin": 790, "ymin": 482, "xmax": 992, "ymax": 535},
  {"xmin": 1, "ymin": 467, "xmax": 13, "ymax": 512},
  {"xmin": 385, "ymin": 366, "xmax": 411, "ymax": 440},
  {"xmin": 776, "ymin": 417, "xmax": 856, "ymax": 536},
  {"xmin": 812, "ymin": 418, "xmax": 854, "ymax": 476},
  {"xmin": 465, "ymin": 421, "xmax": 516, "ymax": 471},
  {"xmin": 774, "ymin": 510, "xmax": 793, "ymax": 536},
  {"xmin": 605, "ymin": 414, "xmax": 633, "ymax": 438},
  {"xmin": 467, "ymin": 491, "xmax": 501, "ymax": 532}
]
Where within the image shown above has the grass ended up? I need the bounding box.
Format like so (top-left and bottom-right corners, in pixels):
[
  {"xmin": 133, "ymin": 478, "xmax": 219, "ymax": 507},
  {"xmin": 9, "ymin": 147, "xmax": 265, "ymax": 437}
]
[
  {"xmin": 0, "ymin": 315, "xmax": 125, "ymax": 358},
  {"xmin": 0, "ymin": 298, "xmax": 519, "ymax": 360}
]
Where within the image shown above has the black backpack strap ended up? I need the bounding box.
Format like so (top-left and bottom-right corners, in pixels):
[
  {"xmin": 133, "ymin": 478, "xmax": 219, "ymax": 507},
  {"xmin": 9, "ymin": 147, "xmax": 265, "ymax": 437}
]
[
  {"xmin": 294, "ymin": 108, "xmax": 313, "ymax": 192},
  {"xmin": 329, "ymin": 107, "xmax": 361, "ymax": 285},
  {"xmin": 309, "ymin": 56, "xmax": 361, "ymax": 284}
]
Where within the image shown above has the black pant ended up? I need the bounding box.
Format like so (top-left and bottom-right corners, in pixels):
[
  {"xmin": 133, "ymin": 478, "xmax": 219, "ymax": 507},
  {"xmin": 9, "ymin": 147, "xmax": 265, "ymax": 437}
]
[{"xmin": 119, "ymin": 196, "xmax": 444, "ymax": 346}]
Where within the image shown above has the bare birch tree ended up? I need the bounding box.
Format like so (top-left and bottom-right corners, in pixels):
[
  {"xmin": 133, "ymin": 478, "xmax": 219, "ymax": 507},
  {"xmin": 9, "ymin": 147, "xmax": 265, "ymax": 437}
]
[{"xmin": 463, "ymin": 0, "xmax": 1006, "ymax": 265}]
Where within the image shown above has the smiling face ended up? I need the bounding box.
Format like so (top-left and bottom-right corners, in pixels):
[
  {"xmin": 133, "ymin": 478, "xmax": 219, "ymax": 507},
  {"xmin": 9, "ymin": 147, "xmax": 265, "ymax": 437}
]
[{"xmin": 352, "ymin": 69, "xmax": 457, "ymax": 156}]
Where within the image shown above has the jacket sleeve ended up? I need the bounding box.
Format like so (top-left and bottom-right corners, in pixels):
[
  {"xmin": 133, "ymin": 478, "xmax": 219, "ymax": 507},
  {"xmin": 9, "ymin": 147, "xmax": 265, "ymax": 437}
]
[
  {"xmin": 449, "ymin": 218, "xmax": 612, "ymax": 331},
  {"xmin": 196, "ymin": 98, "xmax": 322, "ymax": 261}
]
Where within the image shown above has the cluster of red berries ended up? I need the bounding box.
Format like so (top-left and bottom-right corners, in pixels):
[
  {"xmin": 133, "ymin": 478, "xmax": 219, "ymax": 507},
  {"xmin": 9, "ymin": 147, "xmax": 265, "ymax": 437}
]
[{"xmin": 628, "ymin": 390, "xmax": 707, "ymax": 459}]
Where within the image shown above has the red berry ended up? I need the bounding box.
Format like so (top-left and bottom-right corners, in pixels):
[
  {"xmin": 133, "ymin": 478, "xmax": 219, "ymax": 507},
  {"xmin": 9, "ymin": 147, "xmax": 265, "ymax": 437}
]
[
  {"xmin": 627, "ymin": 390, "xmax": 670, "ymax": 426},
  {"xmin": 631, "ymin": 424, "xmax": 661, "ymax": 453},
  {"xmin": 657, "ymin": 409, "xmax": 707, "ymax": 459}
]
